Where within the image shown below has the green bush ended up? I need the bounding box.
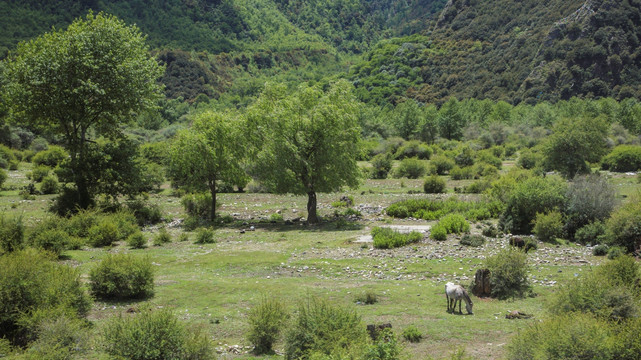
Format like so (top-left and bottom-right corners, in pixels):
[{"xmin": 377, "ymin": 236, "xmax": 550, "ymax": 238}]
[
  {"xmin": 460, "ymin": 234, "xmax": 485, "ymax": 247},
  {"xmin": 430, "ymin": 155, "xmax": 454, "ymax": 175},
  {"xmin": 29, "ymin": 165, "xmax": 50, "ymax": 182},
  {"xmin": 524, "ymin": 238, "xmax": 538, "ymax": 252},
  {"xmin": 23, "ymin": 314, "xmax": 88, "ymax": 360},
  {"xmin": 576, "ymin": 221, "xmax": 606, "ymax": 245},
  {"xmin": 87, "ymin": 220, "xmax": 119, "ymax": 247},
  {"xmin": 104, "ymin": 308, "xmax": 214, "ymax": 360},
  {"xmin": 127, "ymin": 232, "xmax": 147, "ymax": 249},
  {"xmin": 0, "ymin": 168, "xmax": 6, "ymax": 189},
  {"xmin": 430, "ymin": 224, "xmax": 447, "ymax": 241},
  {"xmin": 0, "ymin": 215, "xmax": 25, "ymax": 254},
  {"xmin": 39, "ymin": 175, "xmax": 60, "ymax": 195},
  {"xmin": 89, "ymin": 254, "xmax": 154, "ymax": 300},
  {"xmin": 110, "ymin": 210, "xmax": 140, "ymax": 241},
  {"xmin": 178, "ymin": 233, "xmax": 189, "ymax": 242},
  {"xmin": 29, "ymin": 229, "xmax": 69, "ymax": 257},
  {"xmin": 602, "ymin": 145, "xmax": 641, "ymax": 172},
  {"xmin": 64, "ymin": 209, "xmax": 100, "ymax": 238},
  {"xmin": 126, "ymin": 198, "xmax": 164, "ymax": 225},
  {"xmin": 284, "ymin": 297, "xmax": 368, "ymax": 360},
  {"xmin": 517, "ymin": 149, "xmax": 542, "ymax": 169},
  {"xmin": 454, "ymin": 147, "xmax": 475, "ymax": 167},
  {"xmin": 604, "ymin": 195, "xmax": 641, "ymax": 253},
  {"xmin": 32, "ymin": 146, "xmax": 68, "ymax": 167},
  {"xmin": 194, "ymin": 228, "xmax": 215, "ymax": 244},
  {"xmin": 386, "ymin": 197, "xmax": 502, "ymax": 221},
  {"xmin": 438, "ymin": 214, "xmax": 470, "ymax": 234},
  {"xmin": 394, "ymin": 157, "xmax": 427, "ymax": 179},
  {"xmin": 450, "ymin": 166, "xmax": 475, "ymax": 180},
  {"xmin": 270, "ymin": 213, "xmax": 284, "ymax": 222},
  {"xmin": 372, "ymin": 227, "xmax": 422, "ymax": 249},
  {"xmin": 181, "ymin": 192, "xmax": 214, "ymax": 219},
  {"xmin": 354, "ymin": 291, "xmax": 377, "ymax": 305},
  {"xmin": 154, "ymin": 228, "xmax": 171, "ymax": 246},
  {"xmin": 499, "ymin": 175, "xmax": 567, "ymax": 234},
  {"xmin": 564, "ymin": 174, "xmax": 616, "ymax": 240},
  {"xmin": 0, "ymin": 249, "xmax": 91, "ymax": 346},
  {"xmin": 532, "ymin": 211, "xmax": 564, "ymax": 242},
  {"xmin": 402, "ymin": 325, "xmax": 422, "ymax": 343},
  {"xmin": 593, "ymin": 244, "xmax": 609, "ymax": 256},
  {"xmin": 364, "ymin": 329, "xmax": 400, "ymax": 360},
  {"xmin": 247, "ymin": 296, "xmax": 289, "ymax": 355},
  {"xmin": 485, "ymin": 247, "xmax": 531, "ymax": 300},
  {"xmin": 423, "ymin": 175, "xmax": 446, "ymax": 193},
  {"xmin": 370, "ymin": 153, "xmax": 393, "ymax": 179},
  {"xmin": 608, "ymin": 246, "xmax": 626, "ymax": 260},
  {"xmin": 482, "ymin": 225, "xmax": 500, "ymax": 238},
  {"xmin": 395, "ymin": 140, "xmax": 432, "ymax": 160}
]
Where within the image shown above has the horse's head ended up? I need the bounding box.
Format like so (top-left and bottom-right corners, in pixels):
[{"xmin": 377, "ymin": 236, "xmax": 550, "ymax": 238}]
[{"xmin": 465, "ymin": 301, "xmax": 473, "ymax": 315}]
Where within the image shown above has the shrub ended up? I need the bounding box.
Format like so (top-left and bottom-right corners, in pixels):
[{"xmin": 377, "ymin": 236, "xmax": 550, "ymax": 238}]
[
  {"xmin": 32, "ymin": 146, "xmax": 67, "ymax": 167},
  {"xmin": 460, "ymin": 234, "xmax": 485, "ymax": 247},
  {"xmin": 178, "ymin": 233, "xmax": 189, "ymax": 242},
  {"xmin": 24, "ymin": 314, "xmax": 88, "ymax": 360},
  {"xmin": 154, "ymin": 228, "xmax": 171, "ymax": 246},
  {"xmin": 524, "ymin": 238, "xmax": 538, "ymax": 252},
  {"xmin": 354, "ymin": 291, "xmax": 377, "ymax": 305},
  {"xmin": 402, "ymin": 325, "xmax": 422, "ymax": 343},
  {"xmin": 463, "ymin": 179, "xmax": 492, "ymax": 194},
  {"xmin": 0, "ymin": 215, "xmax": 25, "ymax": 254},
  {"xmin": 270, "ymin": 213, "xmax": 284, "ymax": 222},
  {"xmin": 604, "ymin": 195, "xmax": 641, "ymax": 253},
  {"xmin": 564, "ymin": 174, "xmax": 616, "ymax": 240},
  {"xmin": 126, "ymin": 198, "xmax": 163, "ymax": 225},
  {"xmin": 485, "ymin": 247, "xmax": 531, "ymax": 300},
  {"xmin": 103, "ymin": 308, "xmax": 214, "ymax": 360},
  {"xmin": 364, "ymin": 329, "xmax": 400, "ymax": 360},
  {"xmin": 127, "ymin": 232, "xmax": 147, "ymax": 249},
  {"xmin": 372, "ymin": 227, "xmax": 422, "ymax": 249},
  {"xmin": 450, "ymin": 166, "xmax": 475, "ymax": 180},
  {"xmin": 284, "ymin": 297, "xmax": 367, "ymax": 360},
  {"xmin": 386, "ymin": 197, "xmax": 502, "ymax": 221},
  {"xmin": 394, "ymin": 157, "xmax": 427, "ymax": 179},
  {"xmin": 423, "ymin": 175, "xmax": 446, "ymax": 193},
  {"xmin": 29, "ymin": 165, "xmax": 50, "ymax": 182},
  {"xmin": 29, "ymin": 229, "xmax": 69, "ymax": 257},
  {"xmin": 593, "ymin": 244, "xmax": 609, "ymax": 256},
  {"xmin": 0, "ymin": 168, "xmax": 6, "ymax": 189},
  {"xmin": 247, "ymin": 296, "xmax": 289, "ymax": 355},
  {"xmin": 194, "ymin": 228, "xmax": 215, "ymax": 244},
  {"xmin": 438, "ymin": 214, "xmax": 470, "ymax": 234},
  {"xmin": 89, "ymin": 254, "xmax": 154, "ymax": 300},
  {"xmin": 499, "ymin": 175, "xmax": 567, "ymax": 234},
  {"xmin": 430, "ymin": 155, "xmax": 454, "ymax": 175},
  {"xmin": 576, "ymin": 221, "xmax": 606, "ymax": 245},
  {"xmin": 0, "ymin": 249, "xmax": 91, "ymax": 346},
  {"xmin": 454, "ymin": 147, "xmax": 475, "ymax": 167},
  {"xmin": 602, "ymin": 145, "xmax": 641, "ymax": 172},
  {"xmin": 395, "ymin": 140, "xmax": 432, "ymax": 160},
  {"xmin": 370, "ymin": 153, "xmax": 393, "ymax": 179},
  {"xmin": 533, "ymin": 211, "xmax": 564, "ymax": 242},
  {"xmin": 39, "ymin": 175, "xmax": 60, "ymax": 195},
  {"xmin": 181, "ymin": 192, "xmax": 214, "ymax": 219},
  {"xmin": 607, "ymin": 246, "xmax": 626, "ymax": 260},
  {"xmin": 430, "ymin": 224, "xmax": 447, "ymax": 241},
  {"xmin": 517, "ymin": 149, "xmax": 542, "ymax": 169},
  {"xmin": 87, "ymin": 219, "xmax": 119, "ymax": 247},
  {"xmin": 482, "ymin": 225, "xmax": 500, "ymax": 238}
]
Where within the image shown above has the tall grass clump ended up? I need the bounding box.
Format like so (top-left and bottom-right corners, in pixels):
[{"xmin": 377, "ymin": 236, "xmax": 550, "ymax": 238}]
[
  {"xmin": 386, "ymin": 197, "xmax": 501, "ymax": 221},
  {"xmin": 372, "ymin": 227, "xmax": 422, "ymax": 249},
  {"xmin": 247, "ymin": 296, "xmax": 289, "ymax": 355},
  {"xmin": 103, "ymin": 308, "xmax": 214, "ymax": 360},
  {"xmin": 484, "ymin": 247, "xmax": 531, "ymax": 300},
  {"xmin": 89, "ymin": 254, "xmax": 154, "ymax": 300},
  {"xmin": 194, "ymin": 228, "xmax": 215, "ymax": 244},
  {"xmin": 284, "ymin": 297, "xmax": 368, "ymax": 360}
]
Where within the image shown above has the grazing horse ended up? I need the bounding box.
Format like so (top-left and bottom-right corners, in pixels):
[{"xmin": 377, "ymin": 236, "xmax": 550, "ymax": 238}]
[{"xmin": 445, "ymin": 282, "xmax": 473, "ymax": 315}]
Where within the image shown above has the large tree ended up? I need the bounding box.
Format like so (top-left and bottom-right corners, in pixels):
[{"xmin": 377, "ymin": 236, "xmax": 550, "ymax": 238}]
[
  {"xmin": 167, "ymin": 111, "xmax": 246, "ymax": 222},
  {"xmin": 247, "ymin": 80, "xmax": 362, "ymax": 224},
  {"xmin": 2, "ymin": 12, "xmax": 163, "ymax": 209}
]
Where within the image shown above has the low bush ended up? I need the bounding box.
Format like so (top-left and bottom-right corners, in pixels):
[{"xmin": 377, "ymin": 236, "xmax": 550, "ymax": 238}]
[
  {"xmin": 450, "ymin": 166, "xmax": 475, "ymax": 180},
  {"xmin": 354, "ymin": 291, "xmax": 377, "ymax": 305},
  {"xmin": 270, "ymin": 213, "xmax": 284, "ymax": 222},
  {"xmin": 23, "ymin": 314, "xmax": 88, "ymax": 360},
  {"xmin": 87, "ymin": 219, "xmax": 119, "ymax": 247},
  {"xmin": 89, "ymin": 254, "xmax": 154, "ymax": 300},
  {"xmin": 402, "ymin": 325, "xmax": 422, "ymax": 343},
  {"xmin": 524, "ymin": 238, "xmax": 538, "ymax": 252},
  {"xmin": 0, "ymin": 215, "xmax": 24, "ymax": 254},
  {"xmin": 247, "ymin": 296, "xmax": 289, "ymax": 355},
  {"xmin": 126, "ymin": 198, "xmax": 163, "ymax": 226},
  {"xmin": 0, "ymin": 168, "xmax": 6, "ymax": 189},
  {"xmin": 604, "ymin": 195, "xmax": 641, "ymax": 253},
  {"xmin": 32, "ymin": 146, "xmax": 67, "ymax": 167},
  {"xmin": 438, "ymin": 214, "xmax": 470, "ymax": 234},
  {"xmin": 593, "ymin": 244, "xmax": 609, "ymax": 256},
  {"xmin": 364, "ymin": 329, "xmax": 400, "ymax": 360},
  {"xmin": 532, "ymin": 211, "xmax": 564, "ymax": 242},
  {"xmin": 103, "ymin": 308, "xmax": 214, "ymax": 360},
  {"xmin": 178, "ymin": 233, "xmax": 189, "ymax": 242},
  {"xmin": 423, "ymin": 175, "xmax": 446, "ymax": 193},
  {"xmin": 517, "ymin": 149, "xmax": 542, "ymax": 169},
  {"xmin": 394, "ymin": 157, "xmax": 427, "ymax": 179},
  {"xmin": 29, "ymin": 165, "xmax": 50, "ymax": 182},
  {"xmin": 0, "ymin": 249, "xmax": 91, "ymax": 346},
  {"xmin": 460, "ymin": 234, "xmax": 485, "ymax": 247},
  {"xmin": 127, "ymin": 232, "xmax": 147, "ymax": 249},
  {"xmin": 372, "ymin": 227, "xmax": 422, "ymax": 249},
  {"xmin": 482, "ymin": 225, "xmax": 500, "ymax": 238},
  {"xmin": 485, "ymin": 247, "xmax": 531, "ymax": 300},
  {"xmin": 64, "ymin": 209, "xmax": 100, "ymax": 238},
  {"xmin": 194, "ymin": 228, "xmax": 215, "ymax": 244},
  {"xmin": 370, "ymin": 153, "xmax": 393, "ymax": 179},
  {"xmin": 153, "ymin": 228, "xmax": 171, "ymax": 246},
  {"xmin": 564, "ymin": 174, "xmax": 616, "ymax": 240},
  {"xmin": 386, "ymin": 197, "xmax": 502, "ymax": 221},
  {"xmin": 602, "ymin": 145, "xmax": 641, "ymax": 172},
  {"xmin": 29, "ymin": 229, "xmax": 69, "ymax": 257},
  {"xmin": 39, "ymin": 175, "xmax": 60, "ymax": 195},
  {"xmin": 575, "ymin": 221, "xmax": 606, "ymax": 245},
  {"xmin": 181, "ymin": 192, "xmax": 214, "ymax": 219},
  {"xmin": 430, "ymin": 155, "xmax": 454, "ymax": 175},
  {"xmin": 430, "ymin": 224, "xmax": 447, "ymax": 241},
  {"xmin": 395, "ymin": 140, "xmax": 432, "ymax": 160},
  {"xmin": 608, "ymin": 246, "xmax": 626, "ymax": 260},
  {"xmin": 284, "ymin": 297, "xmax": 368, "ymax": 360}
]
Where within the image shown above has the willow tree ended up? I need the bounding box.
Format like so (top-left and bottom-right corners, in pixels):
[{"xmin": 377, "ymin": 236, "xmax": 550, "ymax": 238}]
[
  {"xmin": 247, "ymin": 80, "xmax": 362, "ymax": 224},
  {"xmin": 2, "ymin": 13, "xmax": 163, "ymax": 209},
  {"xmin": 167, "ymin": 111, "xmax": 246, "ymax": 222}
]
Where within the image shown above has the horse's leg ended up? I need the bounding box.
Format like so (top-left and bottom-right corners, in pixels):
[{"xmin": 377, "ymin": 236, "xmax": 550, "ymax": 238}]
[
  {"xmin": 446, "ymin": 294, "xmax": 450, "ymax": 312},
  {"xmin": 458, "ymin": 298, "xmax": 462, "ymax": 314}
]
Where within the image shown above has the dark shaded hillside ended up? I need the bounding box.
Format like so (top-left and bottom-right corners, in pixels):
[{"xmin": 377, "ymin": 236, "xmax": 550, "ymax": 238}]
[{"xmin": 350, "ymin": 0, "xmax": 641, "ymax": 105}]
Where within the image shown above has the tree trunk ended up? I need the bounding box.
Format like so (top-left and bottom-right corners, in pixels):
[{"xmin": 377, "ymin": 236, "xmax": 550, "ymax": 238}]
[
  {"xmin": 209, "ymin": 183, "xmax": 217, "ymax": 222},
  {"xmin": 307, "ymin": 191, "xmax": 318, "ymax": 224}
]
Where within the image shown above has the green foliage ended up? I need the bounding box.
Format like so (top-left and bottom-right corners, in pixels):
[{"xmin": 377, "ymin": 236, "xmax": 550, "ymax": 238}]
[
  {"xmin": 0, "ymin": 249, "xmax": 91, "ymax": 346},
  {"xmin": 386, "ymin": 197, "xmax": 501, "ymax": 221},
  {"xmin": 0, "ymin": 168, "xmax": 6, "ymax": 189},
  {"xmin": 0, "ymin": 215, "xmax": 24, "ymax": 254},
  {"xmin": 181, "ymin": 192, "xmax": 215, "ymax": 220},
  {"xmin": 437, "ymin": 214, "xmax": 470, "ymax": 234},
  {"xmin": 395, "ymin": 140, "xmax": 432, "ymax": 160},
  {"xmin": 423, "ymin": 175, "xmax": 446, "ymax": 194},
  {"xmin": 89, "ymin": 253, "xmax": 154, "ymax": 300},
  {"xmin": 602, "ymin": 145, "xmax": 641, "ymax": 172},
  {"xmin": 29, "ymin": 165, "xmax": 51, "ymax": 182},
  {"xmin": 29, "ymin": 229, "xmax": 69, "ymax": 257},
  {"xmin": 402, "ymin": 325, "xmax": 422, "ymax": 343},
  {"xmin": 127, "ymin": 232, "xmax": 147, "ymax": 249},
  {"xmin": 485, "ymin": 247, "xmax": 531, "ymax": 300},
  {"xmin": 608, "ymin": 246, "xmax": 627, "ymax": 260},
  {"xmin": 499, "ymin": 175, "xmax": 567, "ymax": 234},
  {"xmin": 22, "ymin": 314, "xmax": 89, "ymax": 360},
  {"xmin": 154, "ymin": 228, "xmax": 172, "ymax": 246},
  {"xmin": 103, "ymin": 308, "xmax": 214, "ymax": 360},
  {"xmin": 394, "ymin": 157, "xmax": 427, "ymax": 179},
  {"xmin": 482, "ymin": 225, "xmax": 500, "ymax": 238},
  {"xmin": 247, "ymin": 296, "xmax": 289, "ymax": 355},
  {"xmin": 39, "ymin": 175, "xmax": 60, "ymax": 195},
  {"xmin": 194, "ymin": 228, "xmax": 215, "ymax": 244},
  {"xmin": 593, "ymin": 244, "xmax": 609, "ymax": 256},
  {"xmin": 354, "ymin": 291, "xmax": 378, "ymax": 305},
  {"xmin": 284, "ymin": 297, "xmax": 367, "ymax": 360},
  {"xmin": 125, "ymin": 198, "xmax": 164, "ymax": 226},
  {"xmin": 430, "ymin": 224, "xmax": 447, "ymax": 241},
  {"xmin": 370, "ymin": 153, "xmax": 393, "ymax": 179},
  {"xmin": 372, "ymin": 227, "xmax": 422, "ymax": 249},
  {"xmin": 429, "ymin": 155, "xmax": 454, "ymax": 175},
  {"xmin": 564, "ymin": 174, "xmax": 616, "ymax": 240},
  {"xmin": 575, "ymin": 221, "xmax": 606, "ymax": 245},
  {"xmin": 533, "ymin": 211, "xmax": 564, "ymax": 242},
  {"xmin": 604, "ymin": 194, "xmax": 641, "ymax": 253},
  {"xmin": 32, "ymin": 146, "xmax": 67, "ymax": 168},
  {"xmin": 460, "ymin": 234, "xmax": 485, "ymax": 247},
  {"xmin": 517, "ymin": 148, "xmax": 542, "ymax": 169},
  {"xmin": 364, "ymin": 329, "xmax": 400, "ymax": 360}
]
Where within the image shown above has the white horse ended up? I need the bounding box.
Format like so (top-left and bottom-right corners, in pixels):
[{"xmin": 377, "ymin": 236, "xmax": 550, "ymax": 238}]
[{"xmin": 445, "ymin": 282, "xmax": 473, "ymax": 315}]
